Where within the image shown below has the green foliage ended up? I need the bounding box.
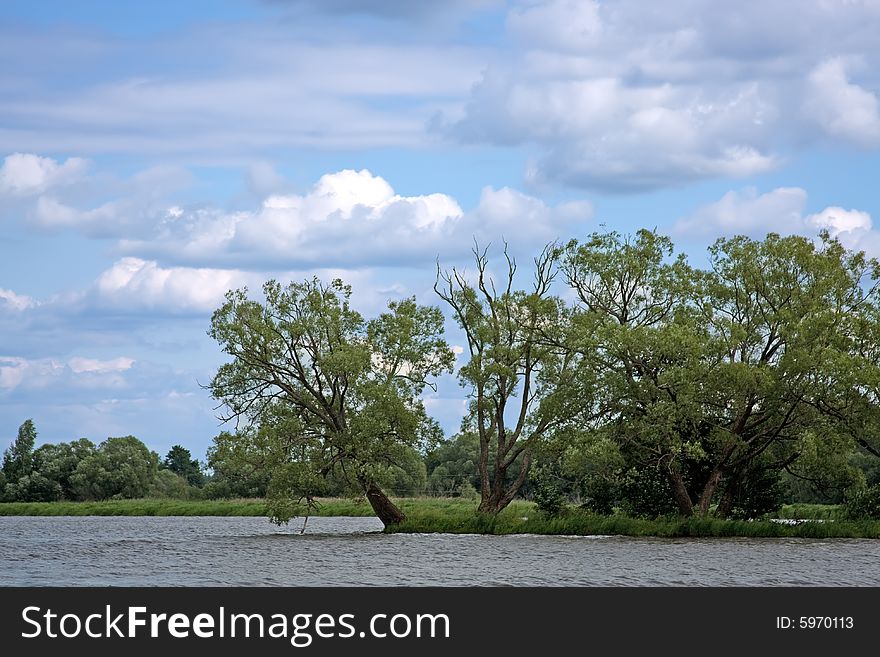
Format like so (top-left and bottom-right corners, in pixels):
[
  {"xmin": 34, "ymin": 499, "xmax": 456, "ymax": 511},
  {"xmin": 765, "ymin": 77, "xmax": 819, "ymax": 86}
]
[
  {"xmin": 4, "ymin": 473, "xmax": 62, "ymax": 502},
  {"xmin": 385, "ymin": 502, "xmax": 880, "ymax": 539},
  {"xmin": 149, "ymin": 469, "xmax": 202, "ymax": 499},
  {"xmin": 721, "ymin": 464, "xmax": 785, "ymax": 519},
  {"xmin": 205, "ymin": 430, "xmax": 272, "ymax": 498},
  {"xmin": 2, "ymin": 419, "xmax": 37, "ymax": 484},
  {"xmin": 70, "ymin": 436, "xmax": 159, "ymax": 500},
  {"xmin": 208, "ymin": 278, "xmax": 452, "ymax": 524},
  {"xmin": 560, "ymin": 229, "xmax": 880, "ymax": 517},
  {"xmin": 529, "ymin": 467, "xmax": 566, "ymax": 517},
  {"xmin": 425, "ymin": 432, "xmax": 480, "ymax": 495},
  {"xmin": 617, "ymin": 465, "xmax": 679, "ymax": 518},
  {"xmin": 162, "ymin": 445, "xmax": 205, "ymax": 487},
  {"xmin": 436, "ymin": 244, "xmax": 589, "ymax": 514},
  {"xmin": 842, "ymin": 484, "xmax": 880, "ymax": 520},
  {"xmin": 31, "ymin": 439, "xmax": 96, "ymax": 500}
]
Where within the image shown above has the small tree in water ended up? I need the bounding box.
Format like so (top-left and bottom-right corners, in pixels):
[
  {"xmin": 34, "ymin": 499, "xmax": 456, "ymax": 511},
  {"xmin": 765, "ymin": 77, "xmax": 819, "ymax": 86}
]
[{"xmin": 208, "ymin": 277, "xmax": 453, "ymax": 527}]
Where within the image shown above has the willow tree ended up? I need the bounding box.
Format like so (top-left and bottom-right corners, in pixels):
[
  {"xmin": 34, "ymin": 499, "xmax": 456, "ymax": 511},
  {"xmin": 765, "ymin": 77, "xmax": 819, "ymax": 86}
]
[
  {"xmin": 563, "ymin": 229, "xmax": 880, "ymax": 517},
  {"xmin": 208, "ymin": 277, "xmax": 453, "ymax": 527},
  {"xmin": 436, "ymin": 244, "xmax": 588, "ymax": 514}
]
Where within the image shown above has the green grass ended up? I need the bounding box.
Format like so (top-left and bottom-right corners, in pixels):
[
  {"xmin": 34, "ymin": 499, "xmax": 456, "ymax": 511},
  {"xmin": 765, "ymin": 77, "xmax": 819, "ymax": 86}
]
[
  {"xmin": 386, "ymin": 503, "xmax": 880, "ymax": 539},
  {"xmin": 2, "ymin": 498, "xmax": 877, "ymax": 538},
  {"xmin": 0, "ymin": 496, "xmax": 479, "ymax": 518},
  {"xmin": 0, "ymin": 499, "xmax": 271, "ymax": 516},
  {"xmin": 774, "ymin": 503, "xmax": 843, "ymax": 520}
]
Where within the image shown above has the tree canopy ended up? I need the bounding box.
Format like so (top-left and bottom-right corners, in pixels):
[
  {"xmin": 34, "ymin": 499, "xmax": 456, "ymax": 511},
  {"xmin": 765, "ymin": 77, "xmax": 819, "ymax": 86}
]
[
  {"xmin": 561, "ymin": 229, "xmax": 880, "ymax": 516},
  {"xmin": 208, "ymin": 277, "xmax": 453, "ymax": 526}
]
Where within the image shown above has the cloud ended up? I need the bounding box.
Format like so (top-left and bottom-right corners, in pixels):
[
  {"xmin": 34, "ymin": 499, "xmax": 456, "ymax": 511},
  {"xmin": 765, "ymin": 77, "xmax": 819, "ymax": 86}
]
[
  {"xmin": 7, "ymin": 161, "xmax": 194, "ymax": 237},
  {"xmin": 0, "ymin": 153, "xmax": 88, "ymax": 196},
  {"xmin": 0, "ymin": 288, "xmax": 37, "ymax": 312},
  {"xmin": 91, "ymin": 258, "xmax": 257, "ymax": 314},
  {"xmin": 0, "ymin": 27, "xmax": 486, "ymax": 155},
  {"xmin": 674, "ymin": 187, "xmax": 880, "ymax": 256},
  {"xmin": 447, "ymin": 0, "xmax": 880, "ymax": 191},
  {"xmin": 805, "ymin": 57, "xmax": 880, "ymax": 146},
  {"xmin": 0, "ymin": 355, "xmax": 134, "ymax": 392},
  {"xmin": 674, "ymin": 187, "xmax": 808, "ymax": 237},
  {"xmin": 117, "ymin": 169, "xmax": 592, "ymax": 268},
  {"xmin": 507, "ymin": 0, "xmax": 602, "ymax": 52},
  {"xmin": 67, "ymin": 356, "xmax": 135, "ymax": 375},
  {"xmin": 246, "ymin": 161, "xmax": 286, "ymax": 196}
]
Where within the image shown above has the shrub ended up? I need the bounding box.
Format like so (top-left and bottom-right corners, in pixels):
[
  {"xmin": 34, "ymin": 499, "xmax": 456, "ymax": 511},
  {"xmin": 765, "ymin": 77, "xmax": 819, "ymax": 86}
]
[{"xmin": 842, "ymin": 484, "xmax": 880, "ymax": 520}]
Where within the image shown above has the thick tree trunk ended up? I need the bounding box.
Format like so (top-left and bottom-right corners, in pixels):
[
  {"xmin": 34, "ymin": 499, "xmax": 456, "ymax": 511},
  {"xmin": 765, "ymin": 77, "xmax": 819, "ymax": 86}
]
[
  {"xmin": 715, "ymin": 485, "xmax": 736, "ymax": 519},
  {"xmin": 364, "ymin": 482, "xmax": 406, "ymax": 527},
  {"xmin": 697, "ymin": 468, "xmax": 724, "ymax": 516},
  {"xmin": 667, "ymin": 469, "xmax": 694, "ymax": 517},
  {"xmin": 477, "ymin": 451, "xmax": 531, "ymax": 515}
]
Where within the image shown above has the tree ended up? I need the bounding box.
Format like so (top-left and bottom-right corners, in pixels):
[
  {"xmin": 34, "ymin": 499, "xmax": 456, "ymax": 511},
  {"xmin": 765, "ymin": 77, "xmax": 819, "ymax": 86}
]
[
  {"xmin": 70, "ymin": 436, "xmax": 159, "ymax": 500},
  {"xmin": 31, "ymin": 439, "xmax": 96, "ymax": 500},
  {"xmin": 205, "ymin": 430, "xmax": 272, "ymax": 499},
  {"xmin": 162, "ymin": 445, "xmax": 205, "ymax": 487},
  {"xmin": 2, "ymin": 419, "xmax": 37, "ymax": 483},
  {"xmin": 208, "ymin": 277, "xmax": 453, "ymax": 527},
  {"xmin": 563, "ymin": 230, "xmax": 880, "ymax": 517},
  {"xmin": 425, "ymin": 432, "xmax": 481, "ymax": 496},
  {"xmin": 436, "ymin": 244, "xmax": 589, "ymax": 514}
]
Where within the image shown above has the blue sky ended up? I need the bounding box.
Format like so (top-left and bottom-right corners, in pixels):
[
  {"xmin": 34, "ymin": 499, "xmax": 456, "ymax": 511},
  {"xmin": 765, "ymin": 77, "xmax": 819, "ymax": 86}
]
[{"xmin": 3, "ymin": 0, "xmax": 880, "ymax": 461}]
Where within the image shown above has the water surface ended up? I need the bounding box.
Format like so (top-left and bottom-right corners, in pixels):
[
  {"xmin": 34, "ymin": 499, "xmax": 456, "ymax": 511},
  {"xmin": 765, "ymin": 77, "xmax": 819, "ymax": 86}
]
[{"xmin": 1, "ymin": 516, "xmax": 877, "ymax": 586}]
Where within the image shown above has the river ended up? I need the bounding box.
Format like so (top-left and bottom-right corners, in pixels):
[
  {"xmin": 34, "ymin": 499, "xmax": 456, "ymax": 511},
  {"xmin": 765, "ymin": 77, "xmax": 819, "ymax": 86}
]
[{"xmin": 1, "ymin": 516, "xmax": 878, "ymax": 586}]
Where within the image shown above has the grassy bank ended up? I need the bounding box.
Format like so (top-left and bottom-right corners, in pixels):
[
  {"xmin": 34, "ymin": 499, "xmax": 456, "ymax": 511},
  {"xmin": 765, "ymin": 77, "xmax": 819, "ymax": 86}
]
[
  {"xmin": 389, "ymin": 503, "xmax": 880, "ymax": 539},
  {"xmin": 2, "ymin": 498, "xmax": 876, "ymax": 538},
  {"xmin": 0, "ymin": 496, "xmax": 475, "ymax": 518}
]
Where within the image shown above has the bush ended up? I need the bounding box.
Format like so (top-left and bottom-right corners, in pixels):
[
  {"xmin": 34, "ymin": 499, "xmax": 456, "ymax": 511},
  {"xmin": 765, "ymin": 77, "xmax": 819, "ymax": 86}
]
[
  {"xmin": 5, "ymin": 473, "xmax": 62, "ymax": 502},
  {"xmin": 578, "ymin": 477, "xmax": 617, "ymax": 515},
  {"xmin": 458, "ymin": 481, "xmax": 479, "ymax": 500},
  {"xmin": 842, "ymin": 484, "xmax": 880, "ymax": 520},
  {"xmin": 530, "ymin": 469, "xmax": 566, "ymax": 517}
]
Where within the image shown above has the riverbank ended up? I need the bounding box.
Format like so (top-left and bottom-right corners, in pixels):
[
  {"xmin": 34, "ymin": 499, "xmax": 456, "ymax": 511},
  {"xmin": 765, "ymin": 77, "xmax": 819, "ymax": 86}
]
[
  {"xmin": 388, "ymin": 505, "xmax": 880, "ymax": 539},
  {"xmin": 1, "ymin": 498, "xmax": 877, "ymax": 538},
  {"xmin": 0, "ymin": 497, "xmax": 470, "ymax": 518}
]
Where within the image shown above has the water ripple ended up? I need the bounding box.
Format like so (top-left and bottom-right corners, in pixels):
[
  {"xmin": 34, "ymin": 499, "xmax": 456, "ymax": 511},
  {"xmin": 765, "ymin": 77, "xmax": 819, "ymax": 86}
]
[{"xmin": 1, "ymin": 516, "xmax": 879, "ymax": 586}]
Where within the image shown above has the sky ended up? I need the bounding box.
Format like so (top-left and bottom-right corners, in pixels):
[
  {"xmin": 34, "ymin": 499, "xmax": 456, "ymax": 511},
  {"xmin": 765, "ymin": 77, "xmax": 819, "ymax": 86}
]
[{"xmin": 2, "ymin": 0, "xmax": 880, "ymax": 460}]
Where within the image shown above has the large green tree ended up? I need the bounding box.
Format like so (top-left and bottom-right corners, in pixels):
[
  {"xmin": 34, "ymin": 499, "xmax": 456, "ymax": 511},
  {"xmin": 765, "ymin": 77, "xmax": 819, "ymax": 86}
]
[
  {"xmin": 70, "ymin": 436, "xmax": 159, "ymax": 500},
  {"xmin": 208, "ymin": 277, "xmax": 453, "ymax": 527},
  {"xmin": 563, "ymin": 230, "xmax": 880, "ymax": 517},
  {"xmin": 32, "ymin": 438, "xmax": 96, "ymax": 500},
  {"xmin": 2, "ymin": 419, "xmax": 37, "ymax": 483},
  {"xmin": 436, "ymin": 245, "xmax": 590, "ymax": 514},
  {"xmin": 162, "ymin": 445, "xmax": 205, "ymax": 487}
]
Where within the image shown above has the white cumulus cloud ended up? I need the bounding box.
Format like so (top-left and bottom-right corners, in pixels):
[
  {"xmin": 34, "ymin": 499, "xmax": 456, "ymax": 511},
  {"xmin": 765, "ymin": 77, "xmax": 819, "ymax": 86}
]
[
  {"xmin": 674, "ymin": 187, "xmax": 880, "ymax": 256},
  {"xmin": 118, "ymin": 169, "xmax": 592, "ymax": 267},
  {"xmin": 805, "ymin": 57, "xmax": 880, "ymax": 146},
  {"xmin": 0, "ymin": 288, "xmax": 37, "ymax": 312},
  {"xmin": 92, "ymin": 258, "xmax": 257, "ymax": 314},
  {"xmin": 674, "ymin": 187, "xmax": 808, "ymax": 237},
  {"xmin": 448, "ymin": 0, "xmax": 880, "ymax": 191},
  {"xmin": 0, "ymin": 355, "xmax": 135, "ymax": 392},
  {"xmin": 0, "ymin": 153, "xmax": 88, "ymax": 196}
]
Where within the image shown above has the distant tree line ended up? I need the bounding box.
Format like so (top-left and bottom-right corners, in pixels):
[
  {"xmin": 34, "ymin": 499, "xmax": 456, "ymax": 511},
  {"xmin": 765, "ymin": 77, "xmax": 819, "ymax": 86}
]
[{"xmin": 0, "ymin": 419, "xmax": 199, "ymax": 502}]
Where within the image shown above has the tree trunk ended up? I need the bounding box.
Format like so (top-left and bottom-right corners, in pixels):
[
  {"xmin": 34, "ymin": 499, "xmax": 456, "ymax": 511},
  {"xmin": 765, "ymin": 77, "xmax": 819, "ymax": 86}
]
[
  {"xmin": 697, "ymin": 468, "xmax": 724, "ymax": 516},
  {"xmin": 477, "ymin": 450, "xmax": 531, "ymax": 515},
  {"xmin": 364, "ymin": 482, "xmax": 406, "ymax": 527},
  {"xmin": 714, "ymin": 484, "xmax": 736, "ymax": 519},
  {"xmin": 667, "ymin": 469, "xmax": 694, "ymax": 517}
]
